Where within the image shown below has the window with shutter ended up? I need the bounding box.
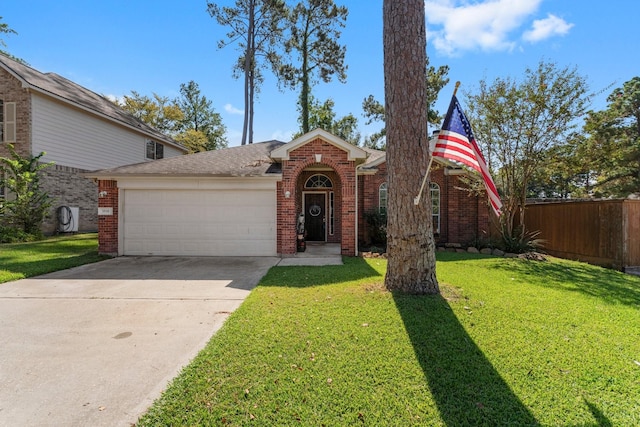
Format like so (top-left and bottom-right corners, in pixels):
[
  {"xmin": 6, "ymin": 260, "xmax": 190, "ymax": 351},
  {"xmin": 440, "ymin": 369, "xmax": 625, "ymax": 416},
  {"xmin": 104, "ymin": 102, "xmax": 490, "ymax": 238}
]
[{"xmin": 1, "ymin": 102, "xmax": 16, "ymax": 143}]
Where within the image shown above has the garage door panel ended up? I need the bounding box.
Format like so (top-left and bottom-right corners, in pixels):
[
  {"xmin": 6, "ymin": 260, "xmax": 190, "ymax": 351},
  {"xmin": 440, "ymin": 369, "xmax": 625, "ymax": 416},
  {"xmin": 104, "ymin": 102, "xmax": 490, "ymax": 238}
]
[{"xmin": 123, "ymin": 189, "xmax": 276, "ymax": 256}]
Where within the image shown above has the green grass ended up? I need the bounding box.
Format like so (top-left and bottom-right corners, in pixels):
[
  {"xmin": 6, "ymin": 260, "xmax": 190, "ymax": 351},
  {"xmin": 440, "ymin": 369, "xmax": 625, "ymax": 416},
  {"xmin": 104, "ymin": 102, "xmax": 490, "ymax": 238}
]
[
  {"xmin": 138, "ymin": 253, "xmax": 640, "ymax": 426},
  {"xmin": 0, "ymin": 233, "xmax": 108, "ymax": 283}
]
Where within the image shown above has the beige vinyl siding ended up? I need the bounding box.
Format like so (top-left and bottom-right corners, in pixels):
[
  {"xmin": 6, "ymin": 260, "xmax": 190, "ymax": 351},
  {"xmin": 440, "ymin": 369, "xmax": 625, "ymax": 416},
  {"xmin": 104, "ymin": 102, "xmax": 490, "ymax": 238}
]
[{"xmin": 31, "ymin": 95, "xmax": 182, "ymax": 170}]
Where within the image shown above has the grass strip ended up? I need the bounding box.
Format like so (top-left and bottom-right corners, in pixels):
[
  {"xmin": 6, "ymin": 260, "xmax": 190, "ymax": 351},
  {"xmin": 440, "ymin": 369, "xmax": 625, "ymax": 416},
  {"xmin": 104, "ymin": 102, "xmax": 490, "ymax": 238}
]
[{"xmin": 0, "ymin": 233, "xmax": 108, "ymax": 284}]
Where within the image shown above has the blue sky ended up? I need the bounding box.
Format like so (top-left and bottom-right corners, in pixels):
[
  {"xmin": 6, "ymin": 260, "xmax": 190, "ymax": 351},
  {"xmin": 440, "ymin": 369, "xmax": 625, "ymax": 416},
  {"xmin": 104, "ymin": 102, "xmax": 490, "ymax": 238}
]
[{"xmin": 3, "ymin": 1, "xmax": 639, "ymax": 146}]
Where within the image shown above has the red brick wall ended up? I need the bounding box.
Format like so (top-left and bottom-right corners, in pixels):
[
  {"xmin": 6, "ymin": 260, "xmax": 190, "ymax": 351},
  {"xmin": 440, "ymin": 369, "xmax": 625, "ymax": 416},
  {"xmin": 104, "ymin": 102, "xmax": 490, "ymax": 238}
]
[
  {"xmin": 277, "ymin": 138, "xmax": 357, "ymax": 256},
  {"xmin": 0, "ymin": 67, "xmax": 31, "ymax": 158},
  {"xmin": 97, "ymin": 180, "xmax": 118, "ymax": 255},
  {"xmin": 357, "ymin": 160, "xmax": 490, "ymax": 247},
  {"xmin": 358, "ymin": 162, "xmax": 387, "ymax": 244},
  {"xmin": 297, "ymin": 170, "xmax": 342, "ymax": 243},
  {"xmin": 435, "ymin": 164, "xmax": 490, "ymax": 245}
]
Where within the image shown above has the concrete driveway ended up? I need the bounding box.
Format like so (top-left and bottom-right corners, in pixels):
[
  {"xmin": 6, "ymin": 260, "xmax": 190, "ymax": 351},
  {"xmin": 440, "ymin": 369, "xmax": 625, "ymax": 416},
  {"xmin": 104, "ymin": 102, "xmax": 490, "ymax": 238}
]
[{"xmin": 0, "ymin": 256, "xmax": 279, "ymax": 427}]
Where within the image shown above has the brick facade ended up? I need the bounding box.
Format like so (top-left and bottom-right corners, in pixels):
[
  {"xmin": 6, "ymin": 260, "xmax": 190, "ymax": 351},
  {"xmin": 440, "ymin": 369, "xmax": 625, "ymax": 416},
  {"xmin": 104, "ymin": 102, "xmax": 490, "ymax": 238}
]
[
  {"xmin": 297, "ymin": 170, "xmax": 342, "ymax": 244},
  {"xmin": 95, "ymin": 136, "xmax": 490, "ymax": 257},
  {"xmin": 0, "ymin": 67, "xmax": 31, "ymax": 159},
  {"xmin": 97, "ymin": 180, "xmax": 118, "ymax": 255},
  {"xmin": 39, "ymin": 164, "xmax": 98, "ymax": 233},
  {"xmin": 358, "ymin": 161, "xmax": 491, "ymax": 247},
  {"xmin": 277, "ymin": 138, "xmax": 358, "ymax": 256},
  {"xmin": 358, "ymin": 162, "xmax": 387, "ymax": 244}
]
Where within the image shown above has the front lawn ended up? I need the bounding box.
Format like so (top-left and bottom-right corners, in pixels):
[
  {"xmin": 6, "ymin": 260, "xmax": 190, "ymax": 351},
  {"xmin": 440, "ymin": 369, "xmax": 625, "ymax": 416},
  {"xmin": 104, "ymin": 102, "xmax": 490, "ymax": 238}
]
[
  {"xmin": 0, "ymin": 233, "xmax": 107, "ymax": 284},
  {"xmin": 138, "ymin": 253, "xmax": 640, "ymax": 426}
]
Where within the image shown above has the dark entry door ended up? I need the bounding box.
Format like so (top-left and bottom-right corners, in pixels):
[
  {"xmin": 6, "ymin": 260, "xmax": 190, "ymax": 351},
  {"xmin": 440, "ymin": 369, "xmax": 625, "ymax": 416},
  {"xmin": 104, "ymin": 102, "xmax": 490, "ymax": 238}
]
[{"xmin": 305, "ymin": 193, "xmax": 326, "ymax": 241}]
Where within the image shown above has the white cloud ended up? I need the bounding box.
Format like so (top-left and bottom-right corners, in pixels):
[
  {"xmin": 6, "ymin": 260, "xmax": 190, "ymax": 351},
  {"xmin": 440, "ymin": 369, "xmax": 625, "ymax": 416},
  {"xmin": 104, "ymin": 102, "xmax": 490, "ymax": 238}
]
[
  {"xmin": 224, "ymin": 103, "xmax": 244, "ymax": 115},
  {"xmin": 523, "ymin": 14, "xmax": 573, "ymax": 42},
  {"xmin": 425, "ymin": 0, "xmax": 542, "ymax": 56},
  {"xmin": 105, "ymin": 94, "xmax": 124, "ymax": 104},
  {"xmin": 270, "ymin": 130, "xmax": 295, "ymax": 142}
]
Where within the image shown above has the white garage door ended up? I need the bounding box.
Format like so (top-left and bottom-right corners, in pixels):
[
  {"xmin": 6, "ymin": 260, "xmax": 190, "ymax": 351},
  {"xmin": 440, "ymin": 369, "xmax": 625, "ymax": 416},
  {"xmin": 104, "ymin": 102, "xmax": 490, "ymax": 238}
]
[{"xmin": 122, "ymin": 189, "xmax": 276, "ymax": 256}]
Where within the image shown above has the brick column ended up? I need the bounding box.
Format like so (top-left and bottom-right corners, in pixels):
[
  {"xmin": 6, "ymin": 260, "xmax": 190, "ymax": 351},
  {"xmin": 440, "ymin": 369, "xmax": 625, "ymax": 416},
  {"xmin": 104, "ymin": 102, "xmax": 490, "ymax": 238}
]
[
  {"xmin": 277, "ymin": 180, "xmax": 298, "ymax": 255},
  {"xmin": 98, "ymin": 180, "xmax": 119, "ymax": 255}
]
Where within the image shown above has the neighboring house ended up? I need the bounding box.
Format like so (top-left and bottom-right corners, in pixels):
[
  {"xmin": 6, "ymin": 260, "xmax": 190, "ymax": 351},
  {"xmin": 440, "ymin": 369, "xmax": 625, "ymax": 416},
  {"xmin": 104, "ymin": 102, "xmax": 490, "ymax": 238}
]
[
  {"xmin": 0, "ymin": 55, "xmax": 187, "ymax": 233},
  {"xmin": 88, "ymin": 128, "xmax": 490, "ymax": 257}
]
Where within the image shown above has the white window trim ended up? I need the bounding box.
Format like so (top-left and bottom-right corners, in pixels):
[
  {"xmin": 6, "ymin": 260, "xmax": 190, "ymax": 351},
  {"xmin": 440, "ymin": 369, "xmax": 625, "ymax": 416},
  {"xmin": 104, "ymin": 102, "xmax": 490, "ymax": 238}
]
[
  {"xmin": 379, "ymin": 182, "xmax": 387, "ymax": 213},
  {"xmin": 304, "ymin": 173, "xmax": 333, "ymax": 189},
  {"xmin": 430, "ymin": 182, "xmax": 441, "ymax": 234}
]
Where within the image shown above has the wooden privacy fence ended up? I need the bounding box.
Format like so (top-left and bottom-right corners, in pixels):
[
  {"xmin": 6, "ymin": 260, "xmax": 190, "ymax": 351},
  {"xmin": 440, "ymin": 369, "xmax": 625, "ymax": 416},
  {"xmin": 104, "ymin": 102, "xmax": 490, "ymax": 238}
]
[{"xmin": 523, "ymin": 199, "xmax": 640, "ymax": 270}]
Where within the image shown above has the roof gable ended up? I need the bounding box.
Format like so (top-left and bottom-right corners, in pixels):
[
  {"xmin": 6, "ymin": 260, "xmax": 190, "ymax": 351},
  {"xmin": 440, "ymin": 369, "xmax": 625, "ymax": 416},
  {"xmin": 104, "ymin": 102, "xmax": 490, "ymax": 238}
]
[
  {"xmin": 0, "ymin": 54, "xmax": 185, "ymax": 152},
  {"xmin": 87, "ymin": 140, "xmax": 285, "ymax": 178},
  {"xmin": 270, "ymin": 129, "xmax": 368, "ymax": 162}
]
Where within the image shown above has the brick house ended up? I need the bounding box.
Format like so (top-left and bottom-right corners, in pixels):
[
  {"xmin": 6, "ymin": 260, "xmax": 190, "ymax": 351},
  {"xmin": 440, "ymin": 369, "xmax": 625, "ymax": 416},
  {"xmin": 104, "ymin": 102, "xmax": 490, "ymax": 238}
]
[
  {"xmin": 89, "ymin": 128, "xmax": 490, "ymax": 257},
  {"xmin": 0, "ymin": 55, "xmax": 187, "ymax": 233}
]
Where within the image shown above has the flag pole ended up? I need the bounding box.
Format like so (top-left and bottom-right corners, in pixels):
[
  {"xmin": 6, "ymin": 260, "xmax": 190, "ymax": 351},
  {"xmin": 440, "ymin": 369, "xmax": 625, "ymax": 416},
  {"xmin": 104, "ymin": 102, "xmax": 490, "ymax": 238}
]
[{"xmin": 414, "ymin": 81, "xmax": 460, "ymax": 205}]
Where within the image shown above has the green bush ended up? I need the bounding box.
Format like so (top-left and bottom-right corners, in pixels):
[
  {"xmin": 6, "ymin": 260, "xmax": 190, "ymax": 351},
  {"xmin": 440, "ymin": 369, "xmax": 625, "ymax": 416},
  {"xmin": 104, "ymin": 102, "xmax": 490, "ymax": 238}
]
[
  {"xmin": 0, "ymin": 225, "xmax": 43, "ymax": 243},
  {"xmin": 0, "ymin": 144, "xmax": 53, "ymax": 234},
  {"xmin": 363, "ymin": 209, "xmax": 387, "ymax": 246}
]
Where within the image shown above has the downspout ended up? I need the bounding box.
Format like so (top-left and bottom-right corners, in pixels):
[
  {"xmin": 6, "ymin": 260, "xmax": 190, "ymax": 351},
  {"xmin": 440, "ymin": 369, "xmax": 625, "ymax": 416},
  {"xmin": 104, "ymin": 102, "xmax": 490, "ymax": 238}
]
[{"xmin": 355, "ymin": 163, "xmax": 364, "ymax": 257}]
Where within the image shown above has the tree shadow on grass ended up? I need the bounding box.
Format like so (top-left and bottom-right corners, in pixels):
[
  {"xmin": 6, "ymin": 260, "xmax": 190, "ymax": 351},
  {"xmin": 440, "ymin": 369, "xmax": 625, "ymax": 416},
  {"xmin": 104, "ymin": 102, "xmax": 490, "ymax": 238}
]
[
  {"xmin": 492, "ymin": 258, "xmax": 640, "ymax": 307},
  {"xmin": 393, "ymin": 292, "xmax": 539, "ymax": 426},
  {"xmin": 260, "ymin": 256, "xmax": 384, "ymax": 288},
  {"xmin": 436, "ymin": 251, "xmax": 640, "ymax": 307},
  {"xmin": 584, "ymin": 399, "xmax": 612, "ymax": 427}
]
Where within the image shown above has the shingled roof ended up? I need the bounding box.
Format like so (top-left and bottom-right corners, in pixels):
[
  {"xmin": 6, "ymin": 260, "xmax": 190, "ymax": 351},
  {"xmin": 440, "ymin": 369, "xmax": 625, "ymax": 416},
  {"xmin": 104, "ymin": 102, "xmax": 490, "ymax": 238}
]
[
  {"xmin": 88, "ymin": 140, "xmax": 285, "ymax": 178},
  {"xmin": 0, "ymin": 54, "xmax": 182, "ymax": 150}
]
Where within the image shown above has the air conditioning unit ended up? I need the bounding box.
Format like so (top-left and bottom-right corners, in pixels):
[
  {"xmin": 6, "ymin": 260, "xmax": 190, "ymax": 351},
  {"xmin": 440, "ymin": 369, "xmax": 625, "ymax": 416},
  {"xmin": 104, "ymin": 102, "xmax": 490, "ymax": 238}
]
[{"xmin": 57, "ymin": 206, "xmax": 79, "ymax": 233}]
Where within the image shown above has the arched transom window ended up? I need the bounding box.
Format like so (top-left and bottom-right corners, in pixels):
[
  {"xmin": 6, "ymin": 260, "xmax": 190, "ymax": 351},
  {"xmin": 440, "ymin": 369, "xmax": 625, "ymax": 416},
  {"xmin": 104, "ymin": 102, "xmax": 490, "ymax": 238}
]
[{"xmin": 305, "ymin": 174, "xmax": 333, "ymax": 189}]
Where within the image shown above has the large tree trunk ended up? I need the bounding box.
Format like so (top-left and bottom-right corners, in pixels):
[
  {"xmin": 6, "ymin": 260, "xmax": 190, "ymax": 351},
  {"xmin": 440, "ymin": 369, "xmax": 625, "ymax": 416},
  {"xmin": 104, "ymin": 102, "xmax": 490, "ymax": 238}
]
[
  {"xmin": 300, "ymin": 35, "xmax": 310, "ymax": 134},
  {"xmin": 383, "ymin": 0, "xmax": 439, "ymax": 294},
  {"xmin": 241, "ymin": 0, "xmax": 256, "ymax": 145}
]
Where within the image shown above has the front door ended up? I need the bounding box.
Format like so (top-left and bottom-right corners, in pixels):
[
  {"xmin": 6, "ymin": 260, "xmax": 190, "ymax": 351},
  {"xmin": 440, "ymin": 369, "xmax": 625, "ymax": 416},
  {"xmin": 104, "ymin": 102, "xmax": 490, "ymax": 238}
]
[{"xmin": 304, "ymin": 193, "xmax": 326, "ymax": 241}]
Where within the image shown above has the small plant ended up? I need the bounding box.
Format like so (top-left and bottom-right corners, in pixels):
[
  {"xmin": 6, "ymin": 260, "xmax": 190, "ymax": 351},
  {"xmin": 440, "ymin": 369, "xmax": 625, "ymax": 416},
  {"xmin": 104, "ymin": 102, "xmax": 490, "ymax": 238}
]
[
  {"xmin": 0, "ymin": 144, "xmax": 53, "ymax": 236},
  {"xmin": 499, "ymin": 224, "xmax": 545, "ymax": 253},
  {"xmin": 465, "ymin": 232, "xmax": 495, "ymax": 250},
  {"xmin": 363, "ymin": 209, "xmax": 387, "ymax": 246}
]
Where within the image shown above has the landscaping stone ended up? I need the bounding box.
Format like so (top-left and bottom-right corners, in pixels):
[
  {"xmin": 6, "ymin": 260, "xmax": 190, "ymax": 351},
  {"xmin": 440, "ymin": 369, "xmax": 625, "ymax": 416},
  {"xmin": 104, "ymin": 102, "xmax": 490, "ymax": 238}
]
[
  {"xmin": 519, "ymin": 252, "xmax": 548, "ymax": 261},
  {"xmin": 504, "ymin": 253, "xmax": 518, "ymax": 258},
  {"xmin": 467, "ymin": 247, "xmax": 479, "ymax": 254},
  {"xmin": 492, "ymin": 248, "xmax": 505, "ymax": 256},
  {"xmin": 456, "ymin": 248, "xmax": 467, "ymax": 253},
  {"xmin": 480, "ymin": 248, "xmax": 493, "ymax": 255}
]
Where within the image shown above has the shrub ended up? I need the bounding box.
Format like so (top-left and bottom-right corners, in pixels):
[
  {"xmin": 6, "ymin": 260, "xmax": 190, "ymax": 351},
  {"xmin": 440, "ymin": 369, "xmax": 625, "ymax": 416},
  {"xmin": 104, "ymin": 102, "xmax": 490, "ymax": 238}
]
[
  {"xmin": 363, "ymin": 209, "xmax": 387, "ymax": 246},
  {"xmin": 499, "ymin": 225, "xmax": 545, "ymax": 253},
  {"xmin": 0, "ymin": 144, "xmax": 53, "ymax": 234},
  {"xmin": 0, "ymin": 225, "xmax": 43, "ymax": 243}
]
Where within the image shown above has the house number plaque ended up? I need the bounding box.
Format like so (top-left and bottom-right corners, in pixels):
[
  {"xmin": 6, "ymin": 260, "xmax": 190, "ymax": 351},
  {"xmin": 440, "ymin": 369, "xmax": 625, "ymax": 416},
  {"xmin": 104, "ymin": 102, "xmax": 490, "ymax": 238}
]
[{"xmin": 98, "ymin": 207, "xmax": 113, "ymax": 216}]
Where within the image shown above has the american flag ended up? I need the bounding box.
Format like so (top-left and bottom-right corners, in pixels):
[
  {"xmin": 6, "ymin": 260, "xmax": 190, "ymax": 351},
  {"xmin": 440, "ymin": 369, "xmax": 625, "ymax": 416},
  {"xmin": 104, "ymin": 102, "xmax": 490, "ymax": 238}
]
[{"xmin": 433, "ymin": 95, "xmax": 502, "ymax": 217}]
